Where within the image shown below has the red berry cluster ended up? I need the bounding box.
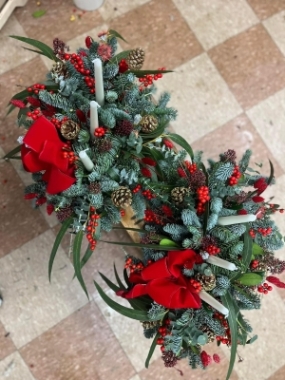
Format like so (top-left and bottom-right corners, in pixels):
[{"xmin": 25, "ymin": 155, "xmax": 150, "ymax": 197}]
[
  {"xmin": 86, "ymin": 206, "xmax": 100, "ymax": 250},
  {"xmin": 250, "ymin": 259, "xmax": 259, "ymax": 270},
  {"xmin": 177, "ymin": 167, "xmax": 187, "ymax": 178},
  {"xmin": 161, "ymin": 205, "xmax": 173, "ymax": 218},
  {"xmin": 249, "ymin": 228, "xmax": 256, "ymax": 238},
  {"xmin": 163, "ymin": 139, "xmax": 174, "ymax": 149},
  {"xmin": 50, "ymin": 116, "xmax": 68, "ymax": 129},
  {"xmin": 228, "ymin": 166, "xmax": 241, "ymax": 186},
  {"xmin": 196, "ymin": 186, "xmax": 210, "ymax": 215},
  {"xmin": 27, "ymin": 109, "xmax": 42, "ymax": 120},
  {"xmin": 138, "ymin": 68, "xmax": 165, "ymax": 89},
  {"xmin": 215, "ymin": 313, "xmax": 231, "ymax": 345},
  {"xmin": 132, "ymin": 184, "xmax": 142, "ymax": 193},
  {"xmin": 142, "ymin": 189, "xmax": 156, "ymax": 200},
  {"xmin": 249, "ymin": 227, "xmax": 272, "ymax": 238},
  {"xmin": 205, "ymin": 244, "xmax": 221, "ymax": 255},
  {"xmin": 189, "ymin": 278, "xmax": 202, "ymax": 293},
  {"xmin": 118, "ymin": 59, "xmax": 129, "ymax": 73},
  {"xmin": 156, "ymin": 319, "xmax": 171, "ymax": 352},
  {"xmin": 27, "ymin": 83, "xmax": 46, "ymax": 95},
  {"xmin": 124, "ymin": 257, "xmax": 144, "ymax": 273},
  {"xmin": 120, "ymin": 210, "xmax": 125, "ymax": 217},
  {"xmin": 35, "ymin": 196, "xmax": 47, "ymax": 206},
  {"xmin": 184, "ymin": 161, "xmax": 197, "ymax": 174},
  {"xmin": 144, "ymin": 209, "xmax": 163, "ymax": 225},
  {"xmin": 63, "ymin": 53, "xmax": 94, "ymax": 94},
  {"xmin": 62, "ymin": 147, "xmax": 78, "ymax": 164},
  {"xmin": 257, "ymin": 282, "xmax": 272, "ymax": 294},
  {"xmin": 94, "ymin": 127, "xmax": 106, "ymax": 137}
]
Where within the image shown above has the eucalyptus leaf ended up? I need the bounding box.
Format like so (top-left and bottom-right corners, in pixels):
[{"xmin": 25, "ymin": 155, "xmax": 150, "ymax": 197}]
[
  {"xmin": 252, "ymin": 242, "xmax": 264, "ymax": 256},
  {"xmin": 159, "ymin": 238, "xmax": 179, "ymax": 247},
  {"xmin": 237, "ymin": 273, "xmax": 263, "ymax": 286}
]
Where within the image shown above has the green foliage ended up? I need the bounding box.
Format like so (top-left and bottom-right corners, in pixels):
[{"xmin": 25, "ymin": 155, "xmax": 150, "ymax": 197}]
[
  {"xmin": 181, "ymin": 209, "xmax": 202, "ymax": 227},
  {"xmin": 239, "ymin": 149, "xmax": 252, "ymax": 173},
  {"xmin": 147, "ymin": 303, "xmax": 166, "ymax": 321},
  {"xmin": 214, "ymin": 162, "xmax": 234, "ymax": 181}
]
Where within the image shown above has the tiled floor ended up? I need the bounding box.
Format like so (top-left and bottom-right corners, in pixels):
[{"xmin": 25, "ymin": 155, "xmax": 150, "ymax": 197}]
[{"xmin": 1, "ymin": 1, "xmax": 285, "ymax": 379}]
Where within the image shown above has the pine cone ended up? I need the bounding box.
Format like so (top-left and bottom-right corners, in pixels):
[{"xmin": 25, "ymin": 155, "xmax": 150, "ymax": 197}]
[
  {"xmin": 60, "ymin": 120, "xmax": 80, "ymax": 140},
  {"xmin": 113, "ymin": 120, "xmax": 134, "ymax": 136},
  {"xmin": 95, "ymin": 138, "xmax": 113, "ymax": 153},
  {"xmin": 51, "ymin": 61, "xmax": 66, "ymax": 76},
  {"xmin": 111, "ymin": 186, "xmax": 132, "ymax": 208},
  {"xmin": 56, "ymin": 206, "xmax": 73, "ymax": 222},
  {"xmin": 140, "ymin": 115, "xmax": 158, "ymax": 133},
  {"xmin": 195, "ymin": 273, "xmax": 216, "ymax": 291},
  {"xmin": 127, "ymin": 48, "xmax": 145, "ymax": 69},
  {"xmin": 141, "ymin": 320, "xmax": 163, "ymax": 329},
  {"xmin": 201, "ymin": 325, "xmax": 215, "ymax": 343},
  {"xmin": 171, "ymin": 187, "xmax": 189, "ymax": 205},
  {"xmin": 89, "ymin": 182, "xmax": 101, "ymax": 194},
  {"xmin": 162, "ymin": 351, "xmax": 178, "ymax": 368}
]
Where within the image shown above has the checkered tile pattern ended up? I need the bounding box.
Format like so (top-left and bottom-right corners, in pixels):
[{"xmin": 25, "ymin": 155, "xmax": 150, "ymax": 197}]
[{"xmin": 1, "ymin": 1, "xmax": 285, "ymax": 379}]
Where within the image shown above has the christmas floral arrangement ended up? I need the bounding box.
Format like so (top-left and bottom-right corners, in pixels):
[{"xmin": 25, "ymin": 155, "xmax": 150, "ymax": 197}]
[{"xmin": 6, "ymin": 31, "xmax": 285, "ymax": 380}]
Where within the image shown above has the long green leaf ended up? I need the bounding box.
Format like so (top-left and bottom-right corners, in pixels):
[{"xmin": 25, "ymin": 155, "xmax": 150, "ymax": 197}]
[
  {"xmin": 242, "ymin": 224, "xmax": 253, "ymax": 271},
  {"xmin": 109, "ymin": 50, "xmax": 132, "ymax": 64},
  {"xmin": 145, "ymin": 333, "xmax": 159, "ymax": 368},
  {"xmin": 94, "ymin": 281, "xmax": 151, "ymax": 321},
  {"xmin": 3, "ymin": 145, "xmax": 21, "ymax": 159},
  {"xmin": 123, "ymin": 268, "xmax": 131, "ymax": 287},
  {"xmin": 167, "ymin": 133, "xmax": 194, "ymax": 160},
  {"xmin": 108, "ymin": 29, "xmax": 128, "ymax": 43},
  {"xmin": 267, "ymin": 159, "xmax": 274, "ymax": 186},
  {"xmin": 10, "ymin": 35, "xmax": 58, "ymax": 61},
  {"xmin": 128, "ymin": 69, "xmax": 172, "ymax": 77},
  {"xmin": 114, "ymin": 263, "xmax": 126, "ymax": 290},
  {"xmin": 221, "ymin": 293, "xmax": 238, "ymax": 380},
  {"xmin": 101, "ymin": 240, "xmax": 180, "ymax": 251},
  {"xmin": 48, "ymin": 217, "xmax": 73, "ymax": 281},
  {"xmin": 113, "ymin": 226, "xmax": 145, "ymax": 233},
  {"xmin": 73, "ymin": 230, "xmax": 89, "ymax": 298},
  {"xmin": 22, "ymin": 47, "xmax": 47, "ymax": 56},
  {"xmin": 80, "ymin": 245, "xmax": 93, "ymax": 269},
  {"xmin": 99, "ymin": 272, "xmax": 120, "ymax": 292}
]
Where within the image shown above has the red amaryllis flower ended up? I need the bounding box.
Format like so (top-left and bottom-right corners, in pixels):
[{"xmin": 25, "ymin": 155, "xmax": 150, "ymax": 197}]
[
  {"xmin": 21, "ymin": 116, "xmax": 76, "ymax": 194},
  {"xmin": 141, "ymin": 167, "xmax": 152, "ymax": 178},
  {"xmin": 117, "ymin": 249, "xmax": 202, "ymax": 309}
]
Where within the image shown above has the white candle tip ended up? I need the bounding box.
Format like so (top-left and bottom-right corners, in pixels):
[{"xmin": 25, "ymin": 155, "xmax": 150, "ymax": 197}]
[{"xmin": 217, "ymin": 214, "xmax": 256, "ymax": 226}]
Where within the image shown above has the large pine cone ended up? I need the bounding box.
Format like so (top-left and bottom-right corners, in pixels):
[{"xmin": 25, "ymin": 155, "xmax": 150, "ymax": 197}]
[
  {"xmin": 171, "ymin": 187, "xmax": 189, "ymax": 205},
  {"xmin": 60, "ymin": 120, "xmax": 80, "ymax": 140},
  {"xmin": 111, "ymin": 186, "xmax": 132, "ymax": 208},
  {"xmin": 140, "ymin": 115, "xmax": 158, "ymax": 133},
  {"xmin": 195, "ymin": 273, "xmax": 216, "ymax": 291},
  {"xmin": 127, "ymin": 48, "xmax": 145, "ymax": 69},
  {"xmin": 51, "ymin": 61, "xmax": 66, "ymax": 76}
]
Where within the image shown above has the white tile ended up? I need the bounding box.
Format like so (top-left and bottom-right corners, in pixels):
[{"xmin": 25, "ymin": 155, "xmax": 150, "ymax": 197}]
[
  {"xmin": 99, "ymin": 0, "xmax": 151, "ymax": 21},
  {"xmin": 94, "ymin": 288, "xmax": 160, "ymax": 372},
  {"xmin": 129, "ymin": 375, "xmax": 142, "ymax": 380},
  {"xmin": 0, "ymin": 230, "xmax": 88, "ymax": 348},
  {"xmin": 263, "ymin": 11, "xmax": 285, "ymax": 57},
  {"xmin": 173, "ymin": 0, "xmax": 258, "ymax": 50},
  {"xmin": 0, "ymin": 15, "xmax": 35, "ymax": 75},
  {"xmin": 0, "ymin": 352, "xmax": 36, "ymax": 380},
  {"xmin": 247, "ymin": 88, "xmax": 285, "ymax": 172},
  {"xmin": 221, "ymin": 285, "xmax": 285, "ymax": 380},
  {"xmin": 155, "ymin": 53, "xmax": 242, "ymax": 144}
]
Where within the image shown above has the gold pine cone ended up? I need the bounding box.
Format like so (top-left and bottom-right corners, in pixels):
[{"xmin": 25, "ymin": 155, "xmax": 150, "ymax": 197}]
[{"xmin": 60, "ymin": 120, "xmax": 80, "ymax": 140}]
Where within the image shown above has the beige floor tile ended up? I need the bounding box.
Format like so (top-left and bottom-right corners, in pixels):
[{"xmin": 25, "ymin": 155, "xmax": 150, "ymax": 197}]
[
  {"xmin": 263, "ymin": 11, "xmax": 285, "ymax": 57},
  {"xmin": 267, "ymin": 363, "xmax": 285, "ymax": 380},
  {"xmin": 221, "ymin": 288, "xmax": 285, "ymax": 380},
  {"xmin": 14, "ymin": 0, "xmax": 104, "ymax": 46},
  {"xmin": 99, "ymin": 0, "xmax": 151, "ymax": 20},
  {"xmin": 246, "ymin": 87, "xmax": 285, "ymax": 172},
  {"xmin": 20, "ymin": 302, "xmax": 135, "ymax": 380},
  {"xmin": 173, "ymin": 0, "xmax": 258, "ymax": 50},
  {"xmin": 209, "ymin": 24, "xmax": 285, "ymax": 110},
  {"xmin": 94, "ymin": 287, "xmax": 161, "ymax": 372},
  {"xmin": 247, "ymin": 0, "xmax": 285, "ymax": 21},
  {"xmin": 0, "ymin": 322, "xmax": 16, "ymax": 361},
  {"xmin": 0, "ymin": 352, "xmax": 36, "ymax": 380},
  {"xmin": 0, "ymin": 15, "xmax": 35, "ymax": 76},
  {"xmin": 155, "ymin": 52, "xmax": 242, "ymax": 143},
  {"xmin": 0, "ymin": 230, "xmax": 88, "ymax": 348},
  {"xmin": 129, "ymin": 375, "xmax": 142, "ymax": 380},
  {"xmin": 191, "ymin": 113, "xmax": 284, "ymax": 178},
  {"xmin": 110, "ymin": 0, "xmax": 203, "ymax": 69}
]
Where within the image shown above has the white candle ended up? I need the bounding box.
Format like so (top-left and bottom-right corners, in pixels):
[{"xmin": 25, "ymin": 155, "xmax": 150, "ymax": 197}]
[
  {"xmin": 79, "ymin": 150, "xmax": 94, "ymax": 171},
  {"xmin": 217, "ymin": 214, "xmax": 256, "ymax": 226},
  {"xmin": 200, "ymin": 290, "xmax": 229, "ymax": 317},
  {"xmin": 93, "ymin": 58, "xmax": 104, "ymax": 106},
  {"xmin": 90, "ymin": 101, "xmax": 99, "ymax": 137},
  {"xmin": 206, "ymin": 256, "xmax": 238, "ymax": 271}
]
